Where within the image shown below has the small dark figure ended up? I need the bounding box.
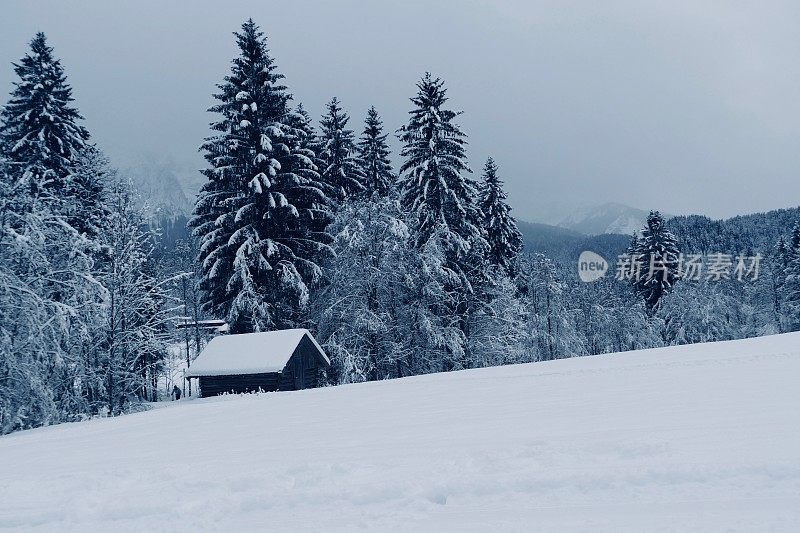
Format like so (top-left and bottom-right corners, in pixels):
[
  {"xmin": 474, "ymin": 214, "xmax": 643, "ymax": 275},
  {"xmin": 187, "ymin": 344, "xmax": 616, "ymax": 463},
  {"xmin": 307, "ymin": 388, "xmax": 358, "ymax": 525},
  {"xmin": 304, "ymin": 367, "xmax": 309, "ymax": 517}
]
[{"xmin": 173, "ymin": 385, "xmax": 182, "ymax": 400}]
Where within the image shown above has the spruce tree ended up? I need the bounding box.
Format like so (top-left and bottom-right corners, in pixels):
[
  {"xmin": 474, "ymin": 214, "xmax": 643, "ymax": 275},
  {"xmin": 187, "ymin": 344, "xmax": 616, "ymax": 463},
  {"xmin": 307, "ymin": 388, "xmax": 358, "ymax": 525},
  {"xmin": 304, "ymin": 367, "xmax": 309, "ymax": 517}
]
[
  {"xmin": 0, "ymin": 32, "xmax": 102, "ymax": 237},
  {"xmin": 625, "ymin": 231, "xmax": 639, "ymax": 258},
  {"xmin": 191, "ymin": 19, "xmax": 332, "ymax": 333},
  {"xmin": 283, "ymin": 102, "xmax": 333, "ymax": 242},
  {"xmin": 357, "ymin": 106, "xmax": 394, "ymax": 197},
  {"xmin": 397, "ymin": 73, "xmax": 483, "ymax": 263},
  {"xmin": 397, "ymin": 73, "xmax": 487, "ymax": 370},
  {"xmin": 631, "ymin": 211, "xmax": 681, "ymax": 311},
  {"xmin": 287, "ymin": 103, "xmax": 324, "ymax": 180},
  {"xmin": 69, "ymin": 145, "xmax": 109, "ymax": 239},
  {"xmin": 319, "ymin": 97, "xmax": 364, "ymax": 202},
  {"xmin": 478, "ymin": 157, "xmax": 522, "ymax": 275}
]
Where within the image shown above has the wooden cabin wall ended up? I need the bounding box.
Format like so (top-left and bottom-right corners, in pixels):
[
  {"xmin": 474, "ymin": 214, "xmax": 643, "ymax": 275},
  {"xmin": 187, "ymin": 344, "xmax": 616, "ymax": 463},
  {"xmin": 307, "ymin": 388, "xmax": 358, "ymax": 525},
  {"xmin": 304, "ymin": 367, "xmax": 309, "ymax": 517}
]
[
  {"xmin": 279, "ymin": 335, "xmax": 324, "ymax": 391},
  {"xmin": 198, "ymin": 373, "xmax": 281, "ymax": 397},
  {"xmin": 278, "ymin": 368, "xmax": 295, "ymax": 391}
]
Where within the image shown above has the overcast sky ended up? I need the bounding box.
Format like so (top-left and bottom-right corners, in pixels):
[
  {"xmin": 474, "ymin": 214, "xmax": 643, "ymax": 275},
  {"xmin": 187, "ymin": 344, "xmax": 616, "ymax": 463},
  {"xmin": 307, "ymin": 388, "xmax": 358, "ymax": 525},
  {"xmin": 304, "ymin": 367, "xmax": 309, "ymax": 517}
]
[{"xmin": 2, "ymin": 0, "xmax": 799, "ymax": 221}]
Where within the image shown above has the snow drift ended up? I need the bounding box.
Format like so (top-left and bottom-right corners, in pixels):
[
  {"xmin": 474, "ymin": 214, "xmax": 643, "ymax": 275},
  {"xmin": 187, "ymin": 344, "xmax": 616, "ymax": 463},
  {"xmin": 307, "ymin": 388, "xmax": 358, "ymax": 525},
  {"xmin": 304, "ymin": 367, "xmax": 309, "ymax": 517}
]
[{"xmin": 1, "ymin": 333, "xmax": 799, "ymax": 531}]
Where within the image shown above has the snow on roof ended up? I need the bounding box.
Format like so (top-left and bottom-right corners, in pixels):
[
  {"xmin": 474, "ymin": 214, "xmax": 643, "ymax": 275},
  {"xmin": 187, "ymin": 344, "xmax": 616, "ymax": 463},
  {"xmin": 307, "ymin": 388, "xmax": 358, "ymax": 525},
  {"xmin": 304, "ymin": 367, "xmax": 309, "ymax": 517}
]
[{"xmin": 185, "ymin": 329, "xmax": 328, "ymax": 377}]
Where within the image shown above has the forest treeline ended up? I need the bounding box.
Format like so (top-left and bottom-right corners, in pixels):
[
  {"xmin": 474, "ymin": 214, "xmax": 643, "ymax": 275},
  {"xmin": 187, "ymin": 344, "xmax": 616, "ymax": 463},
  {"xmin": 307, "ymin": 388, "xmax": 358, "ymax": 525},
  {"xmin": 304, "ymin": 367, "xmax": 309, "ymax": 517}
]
[{"xmin": 1, "ymin": 21, "xmax": 799, "ymax": 435}]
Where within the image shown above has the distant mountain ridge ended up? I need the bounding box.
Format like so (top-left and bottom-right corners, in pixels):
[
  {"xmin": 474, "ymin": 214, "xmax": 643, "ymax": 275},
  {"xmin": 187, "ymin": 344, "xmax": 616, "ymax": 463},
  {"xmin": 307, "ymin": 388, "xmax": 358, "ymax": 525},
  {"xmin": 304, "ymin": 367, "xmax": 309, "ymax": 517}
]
[
  {"xmin": 667, "ymin": 206, "xmax": 800, "ymax": 254},
  {"xmin": 517, "ymin": 204, "xmax": 800, "ymax": 265},
  {"xmin": 124, "ymin": 159, "xmax": 192, "ymax": 221},
  {"xmin": 516, "ymin": 220, "xmax": 584, "ymax": 254},
  {"xmin": 517, "ymin": 219, "xmax": 630, "ymax": 264},
  {"xmin": 557, "ymin": 202, "xmax": 664, "ymax": 236}
]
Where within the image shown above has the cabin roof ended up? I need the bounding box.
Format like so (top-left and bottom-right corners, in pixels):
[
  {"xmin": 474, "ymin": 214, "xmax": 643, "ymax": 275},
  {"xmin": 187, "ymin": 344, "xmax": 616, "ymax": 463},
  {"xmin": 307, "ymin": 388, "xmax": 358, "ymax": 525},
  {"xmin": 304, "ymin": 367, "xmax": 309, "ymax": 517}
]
[{"xmin": 185, "ymin": 329, "xmax": 329, "ymax": 377}]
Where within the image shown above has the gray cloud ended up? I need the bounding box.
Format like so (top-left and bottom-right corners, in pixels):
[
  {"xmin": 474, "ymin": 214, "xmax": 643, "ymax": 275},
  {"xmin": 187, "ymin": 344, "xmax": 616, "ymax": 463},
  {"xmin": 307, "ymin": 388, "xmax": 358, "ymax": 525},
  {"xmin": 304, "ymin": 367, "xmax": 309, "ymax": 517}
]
[{"xmin": 1, "ymin": 0, "xmax": 798, "ymax": 221}]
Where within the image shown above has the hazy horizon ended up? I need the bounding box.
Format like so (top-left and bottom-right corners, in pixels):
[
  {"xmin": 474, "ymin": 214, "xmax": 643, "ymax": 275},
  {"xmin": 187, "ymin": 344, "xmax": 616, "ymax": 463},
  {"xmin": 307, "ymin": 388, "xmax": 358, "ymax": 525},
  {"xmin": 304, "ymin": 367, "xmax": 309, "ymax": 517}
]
[{"xmin": 2, "ymin": 0, "xmax": 799, "ymax": 222}]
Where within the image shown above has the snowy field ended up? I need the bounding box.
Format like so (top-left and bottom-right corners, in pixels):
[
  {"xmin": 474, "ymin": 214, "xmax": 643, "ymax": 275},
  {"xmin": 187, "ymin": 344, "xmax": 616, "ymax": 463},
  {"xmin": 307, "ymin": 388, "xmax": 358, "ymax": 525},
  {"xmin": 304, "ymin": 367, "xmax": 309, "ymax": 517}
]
[{"xmin": 1, "ymin": 333, "xmax": 799, "ymax": 532}]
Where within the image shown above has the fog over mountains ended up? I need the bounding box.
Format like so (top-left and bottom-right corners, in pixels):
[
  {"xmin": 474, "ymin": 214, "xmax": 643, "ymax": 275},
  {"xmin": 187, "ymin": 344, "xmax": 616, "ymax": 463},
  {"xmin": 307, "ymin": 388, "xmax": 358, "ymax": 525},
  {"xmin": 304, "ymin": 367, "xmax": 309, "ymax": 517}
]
[
  {"xmin": 554, "ymin": 202, "xmax": 667, "ymax": 236},
  {"xmin": 130, "ymin": 165, "xmax": 660, "ymax": 238}
]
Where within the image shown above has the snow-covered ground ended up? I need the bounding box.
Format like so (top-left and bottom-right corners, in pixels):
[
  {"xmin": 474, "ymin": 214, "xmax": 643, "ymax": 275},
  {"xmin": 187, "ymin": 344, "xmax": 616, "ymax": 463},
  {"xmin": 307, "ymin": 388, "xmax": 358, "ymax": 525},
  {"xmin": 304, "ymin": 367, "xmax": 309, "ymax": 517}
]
[{"xmin": 1, "ymin": 333, "xmax": 799, "ymax": 532}]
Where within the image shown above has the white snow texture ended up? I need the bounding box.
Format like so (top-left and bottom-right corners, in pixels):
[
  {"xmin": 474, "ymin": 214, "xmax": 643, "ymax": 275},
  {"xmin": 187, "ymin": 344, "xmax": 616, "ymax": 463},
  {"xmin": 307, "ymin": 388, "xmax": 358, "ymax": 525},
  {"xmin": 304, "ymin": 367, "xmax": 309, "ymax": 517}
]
[{"xmin": 1, "ymin": 332, "xmax": 799, "ymax": 532}]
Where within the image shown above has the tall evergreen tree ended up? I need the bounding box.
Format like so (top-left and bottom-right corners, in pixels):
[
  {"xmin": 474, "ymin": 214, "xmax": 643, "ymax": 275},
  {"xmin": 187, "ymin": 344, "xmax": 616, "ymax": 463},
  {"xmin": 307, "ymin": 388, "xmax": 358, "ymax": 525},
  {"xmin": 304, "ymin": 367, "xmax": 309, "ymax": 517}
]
[
  {"xmin": 287, "ymin": 104, "xmax": 324, "ymax": 179},
  {"xmin": 397, "ymin": 73, "xmax": 487, "ymax": 370},
  {"xmin": 397, "ymin": 73, "xmax": 483, "ymax": 263},
  {"xmin": 0, "ymin": 33, "xmax": 99, "ymax": 231},
  {"xmin": 285, "ymin": 103, "xmax": 334, "ymax": 217},
  {"xmin": 357, "ymin": 106, "xmax": 394, "ymax": 196},
  {"xmin": 68, "ymin": 145, "xmax": 109, "ymax": 238},
  {"xmin": 478, "ymin": 157, "xmax": 522, "ymax": 275},
  {"xmin": 630, "ymin": 211, "xmax": 681, "ymax": 311},
  {"xmin": 319, "ymin": 97, "xmax": 364, "ymax": 202},
  {"xmin": 191, "ymin": 19, "xmax": 332, "ymax": 333}
]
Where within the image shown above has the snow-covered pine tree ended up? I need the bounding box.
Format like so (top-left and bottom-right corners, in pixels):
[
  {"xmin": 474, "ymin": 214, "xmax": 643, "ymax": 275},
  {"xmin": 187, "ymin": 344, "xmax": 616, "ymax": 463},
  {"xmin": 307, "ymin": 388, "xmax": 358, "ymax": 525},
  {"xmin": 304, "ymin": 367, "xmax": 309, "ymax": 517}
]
[
  {"xmin": 286, "ymin": 104, "xmax": 324, "ymax": 181},
  {"xmin": 68, "ymin": 145, "xmax": 109, "ymax": 239},
  {"xmin": 626, "ymin": 231, "xmax": 639, "ymax": 256},
  {"xmin": 191, "ymin": 19, "xmax": 332, "ymax": 333},
  {"xmin": 357, "ymin": 106, "xmax": 394, "ymax": 197},
  {"xmin": 397, "ymin": 73, "xmax": 486, "ymax": 370},
  {"xmin": 478, "ymin": 157, "xmax": 522, "ymax": 275},
  {"xmin": 789, "ymin": 222, "xmax": 800, "ymax": 253},
  {"xmin": 631, "ymin": 211, "xmax": 681, "ymax": 311},
  {"xmin": 791, "ymin": 224, "xmax": 800, "ymax": 259},
  {"xmin": 284, "ymin": 103, "xmax": 336, "ymax": 222},
  {"xmin": 0, "ymin": 32, "xmax": 103, "ymax": 237},
  {"xmin": 318, "ymin": 97, "xmax": 365, "ymax": 202},
  {"xmin": 397, "ymin": 73, "xmax": 483, "ymax": 260}
]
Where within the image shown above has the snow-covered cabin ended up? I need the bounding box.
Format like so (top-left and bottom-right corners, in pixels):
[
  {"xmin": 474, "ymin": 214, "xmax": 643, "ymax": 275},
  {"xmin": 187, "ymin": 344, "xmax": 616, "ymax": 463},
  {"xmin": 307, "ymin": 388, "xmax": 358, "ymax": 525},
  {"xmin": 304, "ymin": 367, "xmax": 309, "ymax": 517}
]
[{"xmin": 185, "ymin": 329, "xmax": 329, "ymax": 397}]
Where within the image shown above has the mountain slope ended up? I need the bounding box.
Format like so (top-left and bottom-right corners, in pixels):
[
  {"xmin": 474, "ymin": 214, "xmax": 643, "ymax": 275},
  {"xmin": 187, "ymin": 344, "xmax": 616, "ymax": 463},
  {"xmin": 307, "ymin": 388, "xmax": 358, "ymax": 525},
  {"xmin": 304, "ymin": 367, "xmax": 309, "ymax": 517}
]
[
  {"xmin": 517, "ymin": 220, "xmax": 585, "ymax": 255},
  {"xmin": 558, "ymin": 202, "xmax": 660, "ymax": 235},
  {"xmin": 1, "ymin": 333, "xmax": 799, "ymax": 531},
  {"xmin": 667, "ymin": 206, "xmax": 800, "ymax": 254},
  {"xmin": 518, "ymin": 220, "xmax": 630, "ymax": 264}
]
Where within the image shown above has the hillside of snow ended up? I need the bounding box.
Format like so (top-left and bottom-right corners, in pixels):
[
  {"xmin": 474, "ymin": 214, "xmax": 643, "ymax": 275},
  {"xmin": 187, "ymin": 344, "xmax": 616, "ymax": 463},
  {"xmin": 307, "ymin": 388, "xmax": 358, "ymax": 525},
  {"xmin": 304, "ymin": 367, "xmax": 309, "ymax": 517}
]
[{"xmin": 1, "ymin": 333, "xmax": 799, "ymax": 531}]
